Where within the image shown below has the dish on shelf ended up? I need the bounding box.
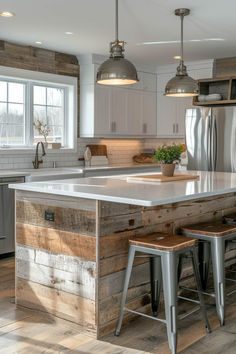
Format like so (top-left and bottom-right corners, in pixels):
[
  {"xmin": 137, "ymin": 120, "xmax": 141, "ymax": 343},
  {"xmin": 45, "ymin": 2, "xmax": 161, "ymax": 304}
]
[
  {"xmin": 198, "ymin": 95, "xmax": 206, "ymax": 102},
  {"xmin": 205, "ymin": 94, "xmax": 222, "ymax": 101}
]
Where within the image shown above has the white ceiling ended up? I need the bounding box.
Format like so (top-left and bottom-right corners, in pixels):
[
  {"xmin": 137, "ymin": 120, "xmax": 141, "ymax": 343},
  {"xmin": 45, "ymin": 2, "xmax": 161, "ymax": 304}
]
[{"xmin": 1, "ymin": 0, "xmax": 236, "ymax": 66}]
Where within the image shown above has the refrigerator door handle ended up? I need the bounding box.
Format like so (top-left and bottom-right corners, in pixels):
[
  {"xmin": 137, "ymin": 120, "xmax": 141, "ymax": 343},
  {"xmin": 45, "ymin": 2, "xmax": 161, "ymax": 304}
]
[
  {"xmin": 206, "ymin": 115, "xmax": 211, "ymax": 170},
  {"xmin": 211, "ymin": 115, "xmax": 218, "ymax": 171}
]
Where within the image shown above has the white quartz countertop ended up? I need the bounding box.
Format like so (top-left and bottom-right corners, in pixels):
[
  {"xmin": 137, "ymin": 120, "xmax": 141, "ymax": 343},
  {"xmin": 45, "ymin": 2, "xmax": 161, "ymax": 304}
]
[
  {"xmin": 0, "ymin": 170, "xmax": 31, "ymax": 178},
  {"xmin": 9, "ymin": 171, "xmax": 236, "ymax": 207}
]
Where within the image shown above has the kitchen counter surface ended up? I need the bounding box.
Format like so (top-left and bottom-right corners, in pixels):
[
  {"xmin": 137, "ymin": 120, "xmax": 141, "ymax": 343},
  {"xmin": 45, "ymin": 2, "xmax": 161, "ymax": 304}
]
[
  {"xmin": 0, "ymin": 170, "xmax": 31, "ymax": 178},
  {"xmin": 10, "ymin": 170, "xmax": 236, "ymax": 206}
]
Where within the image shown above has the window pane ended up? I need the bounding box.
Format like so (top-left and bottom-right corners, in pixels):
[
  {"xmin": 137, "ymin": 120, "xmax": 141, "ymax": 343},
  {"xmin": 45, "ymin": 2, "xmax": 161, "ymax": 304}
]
[
  {"xmin": 8, "ymin": 103, "xmax": 24, "ymax": 124},
  {"xmin": 0, "ymin": 124, "xmax": 7, "ymax": 145},
  {"xmin": 34, "ymin": 105, "xmax": 47, "ymax": 124},
  {"xmin": 47, "ymin": 107, "xmax": 63, "ymax": 126},
  {"xmin": 0, "ymin": 103, "xmax": 7, "ymax": 123},
  {"xmin": 7, "ymin": 125, "xmax": 24, "ymax": 145},
  {"xmin": 8, "ymin": 82, "xmax": 24, "ymax": 103},
  {"xmin": 47, "ymin": 87, "xmax": 63, "ymax": 106},
  {"xmin": 48, "ymin": 126, "xmax": 62, "ymax": 142},
  {"xmin": 0, "ymin": 81, "xmax": 7, "ymax": 102},
  {"xmin": 34, "ymin": 86, "xmax": 46, "ymax": 105}
]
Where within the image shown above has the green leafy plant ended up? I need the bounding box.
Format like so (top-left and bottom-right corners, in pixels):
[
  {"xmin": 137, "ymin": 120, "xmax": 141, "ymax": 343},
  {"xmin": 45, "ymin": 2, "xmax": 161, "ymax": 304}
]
[{"xmin": 153, "ymin": 144, "xmax": 184, "ymax": 164}]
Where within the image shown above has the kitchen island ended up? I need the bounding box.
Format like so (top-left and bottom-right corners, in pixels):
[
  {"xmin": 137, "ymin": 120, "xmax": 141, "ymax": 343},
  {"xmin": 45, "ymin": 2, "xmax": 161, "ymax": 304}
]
[{"xmin": 10, "ymin": 171, "xmax": 236, "ymax": 338}]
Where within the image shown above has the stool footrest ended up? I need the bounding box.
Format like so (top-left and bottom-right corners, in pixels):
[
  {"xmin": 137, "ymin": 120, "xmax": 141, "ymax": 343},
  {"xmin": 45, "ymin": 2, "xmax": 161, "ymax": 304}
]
[
  {"xmin": 123, "ymin": 307, "xmax": 166, "ymax": 324},
  {"xmin": 225, "ymin": 277, "xmax": 236, "ymax": 283},
  {"xmin": 227, "ymin": 289, "xmax": 236, "ymax": 296},
  {"xmin": 178, "ymin": 306, "xmax": 200, "ymax": 321},
  {"xmin": 178, "ymin": 295, "xmax": 200, "ymax": 305},
  {"xmin": 179, "ymin": 285, "xmax": 215, "ymax": 298},
  {"xmin": 126, "ymin": 292, "xmax": 151, "ymax": 304}
]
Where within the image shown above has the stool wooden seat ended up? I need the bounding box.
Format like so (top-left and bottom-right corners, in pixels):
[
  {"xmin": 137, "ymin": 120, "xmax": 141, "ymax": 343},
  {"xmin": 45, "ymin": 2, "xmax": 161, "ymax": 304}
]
[
  {"xmin": 130, "ymin": 233, "xmax": 196, "ymax": 251},
  {"xmin": 182, "ymin": 221, "xmax": 236, "ymax": 237}
]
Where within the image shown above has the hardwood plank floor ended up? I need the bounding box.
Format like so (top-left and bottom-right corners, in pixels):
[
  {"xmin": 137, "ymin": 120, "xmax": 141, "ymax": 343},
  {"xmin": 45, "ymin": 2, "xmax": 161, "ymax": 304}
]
[{"xmin": 0, "ymin": 256, "xmax": 235, "ymax": 353}]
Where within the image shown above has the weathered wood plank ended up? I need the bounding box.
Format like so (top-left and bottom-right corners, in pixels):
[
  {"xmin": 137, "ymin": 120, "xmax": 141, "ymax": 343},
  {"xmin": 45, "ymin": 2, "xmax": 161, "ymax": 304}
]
[
  {"xmin": 100, "ymin": 201, "xmax": 141, "ymax": 217},
  {"xmin": 99, "ymin": 263, "xmax": 150, "ymax": 300},
  {"xmin": 16, "ymin": 191, "xmax": 96, "ymax": 211},
  {"xmin": 100, "ymin": 212, "xmax": 143, "ymax": 236},
  {"xmin": 16, "ymin": 200, "xmax": 96, "ymax": 236},
  {"xmin": 16, "ymin": 245, "xmax": 96, "ymax": 300},
  {"xmin": 99, "ymin": 283, "xmax": 150, "ymax": 326},
  {"xmin": 16, "ymin": 278, "xmax": 96, "ymax": 329},
  {"xmin": 100, "ymin": 224, "xmax": 173, "ymax": 260},
  {"xmin": 142, "ymin": 194, "xmax": 236, "ymax": 226},
  {"xmin": 16, "ymin": 223, "xmax": 96, "ymax": 261}
]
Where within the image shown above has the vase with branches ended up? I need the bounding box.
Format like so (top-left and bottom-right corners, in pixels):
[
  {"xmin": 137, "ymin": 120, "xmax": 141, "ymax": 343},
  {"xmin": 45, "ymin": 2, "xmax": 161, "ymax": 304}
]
[{"xmin": 33, "ymin": 119, "xmax": 51, "ymax": 144}]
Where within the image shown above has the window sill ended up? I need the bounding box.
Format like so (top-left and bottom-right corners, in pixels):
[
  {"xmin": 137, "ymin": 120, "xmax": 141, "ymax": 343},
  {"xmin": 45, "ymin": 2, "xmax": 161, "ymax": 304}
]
[{"xmin": 0, "ymin": 146, "xmax": 77, "ymax": 155}]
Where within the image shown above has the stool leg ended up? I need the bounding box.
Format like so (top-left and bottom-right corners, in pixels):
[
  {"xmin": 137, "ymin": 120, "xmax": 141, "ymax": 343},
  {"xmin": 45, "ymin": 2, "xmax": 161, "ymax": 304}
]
[
  {"xmin": 177, "ymin": 255, "xmax": 183, "ymax": 284},
  {"xmin": 161, "ymin": 252, "xmax": 178, "ymax": 354},
  {"xmin": 211, "ymin": 238, "xmax": 225, "ymax": 326},
  {"xmin": 115, "ymin": 245, "xmax": 135, "ymax": 336},
  {"xmin": 198, "ymin": 241, "xmax": 211, "ymax": 291},
  {"xmin": 191, "ymin": 248, "xmax": 211, "ymax": 333},
  {"xmin": 149, "ymin": 256, "xmax": 162, "ymax": 317}
]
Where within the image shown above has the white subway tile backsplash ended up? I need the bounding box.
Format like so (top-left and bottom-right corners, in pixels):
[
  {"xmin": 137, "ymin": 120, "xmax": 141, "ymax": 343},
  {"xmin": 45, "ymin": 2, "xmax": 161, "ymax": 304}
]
[{"xmin": 0, "ymin": 137, "xmax": 184, "ymax": 170}]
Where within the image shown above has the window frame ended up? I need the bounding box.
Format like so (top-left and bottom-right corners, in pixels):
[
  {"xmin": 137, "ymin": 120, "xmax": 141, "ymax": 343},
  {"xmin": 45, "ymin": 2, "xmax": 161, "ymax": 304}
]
[{"xmin": 0, "ymin": 65, "xmax": 77, "ymax": 155}]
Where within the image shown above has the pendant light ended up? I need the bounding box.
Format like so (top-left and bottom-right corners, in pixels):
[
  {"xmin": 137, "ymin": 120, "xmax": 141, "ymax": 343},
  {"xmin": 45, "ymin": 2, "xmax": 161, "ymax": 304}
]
[
  {"xmin": 165, "ymin": 8, "xmax": 198, "ymax": 97},
  {"xmin": 96, "ymin": 0, "xmax": 138, "ymax": 85}
]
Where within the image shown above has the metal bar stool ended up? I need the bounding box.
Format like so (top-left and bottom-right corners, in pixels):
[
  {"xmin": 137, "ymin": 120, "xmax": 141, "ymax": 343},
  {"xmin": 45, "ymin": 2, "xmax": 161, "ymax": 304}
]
[
  {"xmin": 181, "ymin": 221, "xmax": 236, "ymax": 326},
  {"xmin": 115, "ymin": 233, "xmax": 211, "ymax": 354}
]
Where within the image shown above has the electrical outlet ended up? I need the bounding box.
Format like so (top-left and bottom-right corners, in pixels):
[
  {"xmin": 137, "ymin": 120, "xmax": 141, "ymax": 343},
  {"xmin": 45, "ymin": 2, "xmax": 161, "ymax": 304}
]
[{"xmin": 45, "ymin": 210, "xmax": 55, "ymax": 222}]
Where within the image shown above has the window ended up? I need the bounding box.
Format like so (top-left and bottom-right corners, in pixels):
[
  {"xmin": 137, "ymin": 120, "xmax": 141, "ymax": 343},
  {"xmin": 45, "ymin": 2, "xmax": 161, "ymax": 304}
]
[
  {"xmin": 0, "ymin": 81, "xmax": 26, "ymax": 146},
  {"xmin": 33, "ymin": 85, "xmax": 65, "ymax": 145},
  {"xmin": 0, "ymin": 67, "xmax": 77, "ymax": 151}
]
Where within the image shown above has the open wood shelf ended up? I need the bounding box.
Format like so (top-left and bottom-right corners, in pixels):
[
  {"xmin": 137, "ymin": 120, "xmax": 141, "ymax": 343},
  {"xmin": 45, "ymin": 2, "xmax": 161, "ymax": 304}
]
[{"xmin": 193, "ymin": 76, "xmax": 236, "ymax": 106}]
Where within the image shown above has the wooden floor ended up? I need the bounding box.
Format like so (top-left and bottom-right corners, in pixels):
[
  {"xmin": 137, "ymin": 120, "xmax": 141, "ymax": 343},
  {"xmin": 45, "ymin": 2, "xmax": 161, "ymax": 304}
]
[{"xmin": 0, "ymin": 256, "xmax": 235, "ymax": 354}]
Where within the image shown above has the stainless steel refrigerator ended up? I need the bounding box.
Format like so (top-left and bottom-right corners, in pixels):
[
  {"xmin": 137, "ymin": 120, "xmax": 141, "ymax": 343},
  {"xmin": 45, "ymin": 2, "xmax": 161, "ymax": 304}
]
[{"xmin": 185, "ymin": 106, "xmax": 236, "ymax": 172}]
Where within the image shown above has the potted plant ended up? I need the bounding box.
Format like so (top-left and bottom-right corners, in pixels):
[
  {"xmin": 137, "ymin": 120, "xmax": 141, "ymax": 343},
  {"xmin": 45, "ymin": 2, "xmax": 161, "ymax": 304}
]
[{"xmin": 153, "ymin": 144, "xmax": 185, "ymax": 177}]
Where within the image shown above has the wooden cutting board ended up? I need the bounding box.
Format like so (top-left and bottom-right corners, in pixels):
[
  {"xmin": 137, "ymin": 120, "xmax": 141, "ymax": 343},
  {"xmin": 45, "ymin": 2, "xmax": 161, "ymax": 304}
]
[
  {"xmin": 86, "ymin": 144, "xmax": 107, "ymax": 157},
  {"xmin": 127, "ymin": 174, "xmax": 199, "ymax": 183}
]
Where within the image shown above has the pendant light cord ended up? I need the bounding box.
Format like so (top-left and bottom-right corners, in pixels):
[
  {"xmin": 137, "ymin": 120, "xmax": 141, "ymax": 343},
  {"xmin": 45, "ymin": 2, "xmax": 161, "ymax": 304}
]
[
  {"xmin": 180, "ymin": 13, "xmax": 184, "ymax": 65},
  {"xmin": 115, "ymin": 0, "xmax": 119, "ymax": 42}
]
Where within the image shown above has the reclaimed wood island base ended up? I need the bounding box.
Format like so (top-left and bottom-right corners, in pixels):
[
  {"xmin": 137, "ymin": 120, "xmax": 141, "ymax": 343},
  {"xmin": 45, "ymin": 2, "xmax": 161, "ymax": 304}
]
[{"xmin": 14, "ymin": 188, "xmax": 236, "ymax": 338}]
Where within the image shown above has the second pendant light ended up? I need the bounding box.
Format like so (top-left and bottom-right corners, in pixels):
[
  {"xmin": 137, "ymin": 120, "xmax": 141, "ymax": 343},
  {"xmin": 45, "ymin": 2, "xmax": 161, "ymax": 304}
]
[{"xmin": 165, "ymin": 8, "xmax": 198, "ymax": 97}]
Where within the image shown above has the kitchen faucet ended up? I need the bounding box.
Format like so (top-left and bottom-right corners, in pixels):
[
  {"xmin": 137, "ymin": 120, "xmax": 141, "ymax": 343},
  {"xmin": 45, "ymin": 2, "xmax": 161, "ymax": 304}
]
[{"xmin": 32, "ymin": 141, "xmax": 46, "ymax": 169}]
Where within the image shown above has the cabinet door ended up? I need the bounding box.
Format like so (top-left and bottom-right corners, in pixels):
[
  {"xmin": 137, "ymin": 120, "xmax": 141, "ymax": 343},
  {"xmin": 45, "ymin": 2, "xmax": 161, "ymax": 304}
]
[
  {"xmin": 156, "ymin": 92, "xmax": 176, "ymax": 136},
  {"xmin": 0, "ymin": 185, "xmax": 15, "ymax": 254},
  {"xmin": 126, "ymin": 90, "xmax": 142, "ymax": 135},
  {"xmin": 94, "ymin": 85, "xmax": 111, "ymax": 136},
  {"xmin": 176, "ymin": 97, "xmax": 193, "ymax": 137},
  {"xmin": 142, "ymin": 91, "xmax": 156, "ymax": 135},
  {"xmin": 110, "ymin": 88, "xmax": 127, "ymax": 134}
]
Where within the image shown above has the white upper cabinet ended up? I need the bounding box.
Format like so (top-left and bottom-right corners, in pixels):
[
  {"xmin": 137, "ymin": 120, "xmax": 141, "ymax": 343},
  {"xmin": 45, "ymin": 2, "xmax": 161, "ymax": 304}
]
[{"xmin": 79, "ymin": 61, "xmax": 157, "ymax": 137}]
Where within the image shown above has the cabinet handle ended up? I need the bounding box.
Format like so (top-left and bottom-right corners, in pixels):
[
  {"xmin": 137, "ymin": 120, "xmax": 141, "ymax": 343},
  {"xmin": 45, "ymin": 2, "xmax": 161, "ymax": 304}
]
[
  {"xmin": 173, "ymin": 124, "xmax": 175, "ymax": 134},
  {"xmin": 142, "ymin": 123, "xmax": 147, "ymax": 134},
  {"xmin": 111, "ymin": 121, "xmax": 116, "ymax": 133},
  {"xmin": 0, "ymin": 236, "xmax": 6, "ymax": 240},
  {"xmin": 176, "ymin": 123, "xmax": 178, "ymax": 134}
]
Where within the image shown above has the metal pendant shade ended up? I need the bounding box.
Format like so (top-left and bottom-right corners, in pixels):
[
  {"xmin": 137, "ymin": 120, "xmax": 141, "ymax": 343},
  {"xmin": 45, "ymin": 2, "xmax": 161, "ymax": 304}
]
[
  {"xmin": 96, "ymin": 0, "xmax": 138, "ymax": 85},
  {"xmin": 165, "ymin": 8, "xmax": 198, "ymax": 97}
]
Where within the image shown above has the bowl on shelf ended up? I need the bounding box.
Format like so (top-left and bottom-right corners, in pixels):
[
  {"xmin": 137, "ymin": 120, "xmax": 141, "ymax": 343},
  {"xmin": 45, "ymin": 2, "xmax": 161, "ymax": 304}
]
[
  {"xmin": 198, "ymin": 95, "xmax": 206, "ymax": 102},
  {"xmin": 205, "ymin": 94, "xmax": 222, "ymax": 101}
]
